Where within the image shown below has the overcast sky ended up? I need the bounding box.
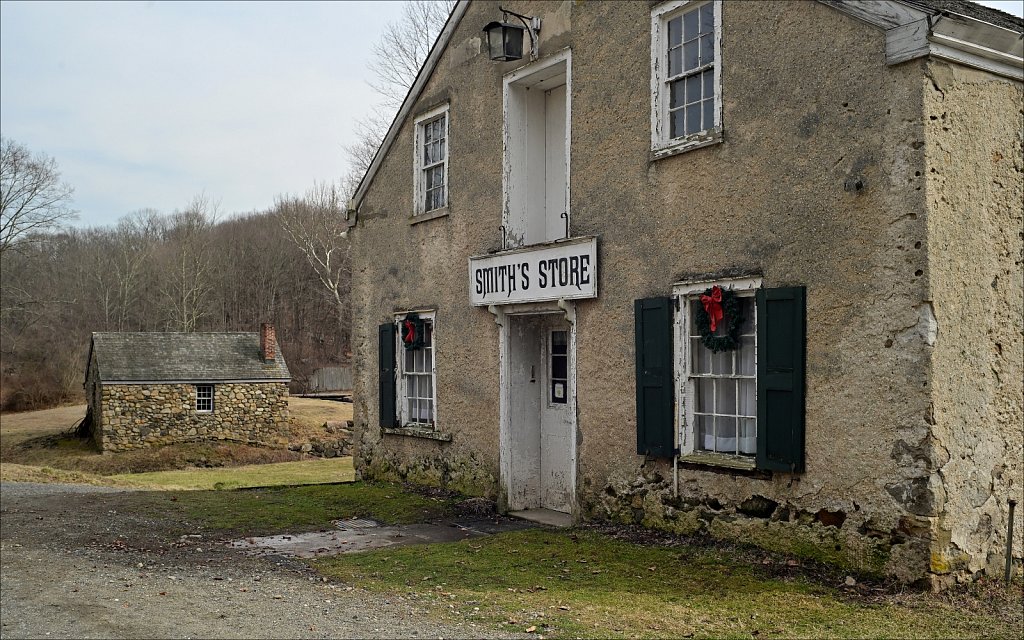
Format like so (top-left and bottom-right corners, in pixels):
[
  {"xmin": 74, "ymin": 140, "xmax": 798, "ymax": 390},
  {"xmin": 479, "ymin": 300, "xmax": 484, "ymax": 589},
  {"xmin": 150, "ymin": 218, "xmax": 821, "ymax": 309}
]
[
  {"xmin": 1, "ymin": 0, "xmax": 407, "ymax": 227},
  {"xmin": 1, "ymin": 1, "xmax": 1021, "ymax": 229}
]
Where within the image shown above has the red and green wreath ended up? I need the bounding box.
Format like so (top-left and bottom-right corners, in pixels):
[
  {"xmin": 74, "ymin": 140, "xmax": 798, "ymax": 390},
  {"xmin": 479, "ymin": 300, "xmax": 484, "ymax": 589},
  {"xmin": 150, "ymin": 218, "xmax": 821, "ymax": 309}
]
[
  {"xmin": 694, "ymin": 285, "xmax": 744, "ymax": 353},
  {"xmin": 400, "ymin": 313, "xmax": 425, "ymax": 350}
]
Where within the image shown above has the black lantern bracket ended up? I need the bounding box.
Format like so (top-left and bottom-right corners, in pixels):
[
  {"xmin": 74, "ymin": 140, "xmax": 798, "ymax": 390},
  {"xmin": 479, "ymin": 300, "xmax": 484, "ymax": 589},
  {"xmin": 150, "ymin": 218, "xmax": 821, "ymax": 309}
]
[{"xmin": 485, "ymin": 7, "xmax": 541, "ymax": 61}]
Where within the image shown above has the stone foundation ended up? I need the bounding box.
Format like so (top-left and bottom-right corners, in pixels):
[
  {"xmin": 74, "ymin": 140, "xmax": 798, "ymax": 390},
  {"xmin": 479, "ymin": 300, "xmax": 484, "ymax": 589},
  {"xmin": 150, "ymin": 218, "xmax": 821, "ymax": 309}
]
[
  {"xmin": 94, "ymin": 382, "xmax": 290, "ymax": 452},
  {"xmin": 583, "ymin": 466, "xmax": 932, "ymax": 580},
  {"xmin": 358, "ymin": 438, "xmax": 498, "ymax": 499}
]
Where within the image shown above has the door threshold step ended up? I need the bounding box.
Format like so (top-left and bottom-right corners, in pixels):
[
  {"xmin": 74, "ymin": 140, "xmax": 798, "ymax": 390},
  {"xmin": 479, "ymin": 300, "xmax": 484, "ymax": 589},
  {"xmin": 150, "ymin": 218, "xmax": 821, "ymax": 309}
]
[{"xmin": 508, "ymin": 508, "xmax": 573, "ymax": 528}]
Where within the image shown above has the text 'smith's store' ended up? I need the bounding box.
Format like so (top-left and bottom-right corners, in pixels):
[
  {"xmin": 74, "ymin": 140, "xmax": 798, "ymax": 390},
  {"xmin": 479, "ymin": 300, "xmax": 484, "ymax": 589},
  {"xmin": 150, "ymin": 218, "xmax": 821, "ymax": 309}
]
[{"xmin": 346, "ymin": 0, "xmax": 1023, "ymax": 586}]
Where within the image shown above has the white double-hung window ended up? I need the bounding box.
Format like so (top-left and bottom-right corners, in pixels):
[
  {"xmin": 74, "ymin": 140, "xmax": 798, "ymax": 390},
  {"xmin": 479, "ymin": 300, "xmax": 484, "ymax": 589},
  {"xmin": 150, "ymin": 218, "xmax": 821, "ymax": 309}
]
[
  {"xmin": 651, "ymin": 0, "xmax": 722, "ymax": 157},
  {"xmin": 413, "ymin": 104, "xmax": 449, "ymax": 215},
  {"xmin": 676, "ymin": 277, "xmax": 760, "ymax": 459},
  {"xmin": 195, "ymin": 384, "xmax": 214, "ymax": 413},
  {"xmin": 397, "ymin": 313, "xmax": 436, "ymax": 426}
]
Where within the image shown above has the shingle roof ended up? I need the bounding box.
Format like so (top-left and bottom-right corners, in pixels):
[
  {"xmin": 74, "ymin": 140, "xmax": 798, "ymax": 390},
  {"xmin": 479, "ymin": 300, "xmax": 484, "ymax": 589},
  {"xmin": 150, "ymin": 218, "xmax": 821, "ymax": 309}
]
[
  {"xmin": 912, "ymin": 0, "xmax": 1023, "ymax": 32},
  {"xmin": 90, "ymin": 332, "xmax": 290, "ymax": 382}
]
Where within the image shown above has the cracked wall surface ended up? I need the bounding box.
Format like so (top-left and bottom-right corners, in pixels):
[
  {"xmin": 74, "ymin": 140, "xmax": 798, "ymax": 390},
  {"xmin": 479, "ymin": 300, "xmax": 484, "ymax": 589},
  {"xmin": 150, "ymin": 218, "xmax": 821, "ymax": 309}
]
[
  {"xmin": 923, "ymin": 60, "xmax": 1024, "ymax": 585},
  {"xmin": 349, "ymin": 0, "xmax": 1020, "ymax": 583}
]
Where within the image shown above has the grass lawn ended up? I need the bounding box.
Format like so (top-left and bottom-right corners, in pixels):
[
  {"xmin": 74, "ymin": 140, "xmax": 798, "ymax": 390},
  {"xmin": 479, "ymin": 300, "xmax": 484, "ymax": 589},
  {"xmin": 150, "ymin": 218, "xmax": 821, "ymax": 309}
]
[{"xmin": 312, "ymin": 528, "xmax": 1022, "ymax": 639}]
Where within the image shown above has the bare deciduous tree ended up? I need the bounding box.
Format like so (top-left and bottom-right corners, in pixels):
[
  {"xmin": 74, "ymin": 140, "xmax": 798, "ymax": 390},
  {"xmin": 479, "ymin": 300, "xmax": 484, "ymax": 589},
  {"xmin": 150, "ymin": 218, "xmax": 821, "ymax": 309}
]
[
  {"xmin": 0, "ymin": 137, "xmax": 77, "ymax": 255},
  {"xmin": 158, "ymin": 196, "xmax": 218, "ymax": 332},
  {"xmin": 368, "ymin": 0, "xmax": 457, "ymax": 109},
  {"xmin": 275, "ymin": 181, "xmax": 351, "ymax": 354}
]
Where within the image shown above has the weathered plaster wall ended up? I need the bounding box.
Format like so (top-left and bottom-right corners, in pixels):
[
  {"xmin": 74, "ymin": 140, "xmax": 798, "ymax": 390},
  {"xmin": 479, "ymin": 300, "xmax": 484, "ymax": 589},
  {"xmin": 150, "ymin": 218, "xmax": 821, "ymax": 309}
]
[
  {"xmin": 350, "ymin": 0, "xmax": 1017, "ymax": 581},
  {"xmin": 923, "ymin": 60, "xmax": 1024, "ymax": 583},
  {"xmin": 97, "ymin": 382, "xmax": 290, "ymax": 451}
]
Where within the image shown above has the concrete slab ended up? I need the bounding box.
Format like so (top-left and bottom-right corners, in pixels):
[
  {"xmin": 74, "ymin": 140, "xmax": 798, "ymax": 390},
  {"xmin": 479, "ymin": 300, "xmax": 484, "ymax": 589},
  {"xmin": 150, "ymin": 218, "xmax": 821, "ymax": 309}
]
[
  {"xmin": 507, "ymin": 508, "xmax": 573, "ymax": 528},
  {"xmin": 228, "ymin": 517, "xmax": 536, "ymax": 558}
]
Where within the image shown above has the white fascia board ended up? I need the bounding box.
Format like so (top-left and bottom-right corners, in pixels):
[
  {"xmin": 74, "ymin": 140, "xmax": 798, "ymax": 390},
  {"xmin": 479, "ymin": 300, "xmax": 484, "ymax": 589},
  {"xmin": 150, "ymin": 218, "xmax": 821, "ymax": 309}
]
[
  {"xmin": 351, "ymin": 1, "xmax": 470, "ymax": 211},
  {"xmin": 818, "ymin": 0, "xmax": 1023, "ymax": 81}
]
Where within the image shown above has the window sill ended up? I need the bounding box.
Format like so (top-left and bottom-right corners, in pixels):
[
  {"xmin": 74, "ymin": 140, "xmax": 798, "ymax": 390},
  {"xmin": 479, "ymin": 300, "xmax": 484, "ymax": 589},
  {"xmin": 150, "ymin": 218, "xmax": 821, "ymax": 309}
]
[
  {"xmin": 382, "ymin": 426, "xmax": 452, "ymax": 442},
  {"xmin": 679, "ymin": 452, "xmax": 757, "ymax": 471},
  {"xmin": 650, "ymin": 127, "xmax": 723, "ymax": 161},
  {"xmin": 410, "ymin": 207, "xmax": 450, "ymax": 225}
]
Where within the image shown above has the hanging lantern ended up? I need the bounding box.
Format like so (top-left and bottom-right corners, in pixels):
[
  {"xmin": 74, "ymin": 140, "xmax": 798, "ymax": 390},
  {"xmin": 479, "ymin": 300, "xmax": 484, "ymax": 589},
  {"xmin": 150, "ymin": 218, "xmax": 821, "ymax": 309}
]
[{"xmin": 483, "ymin": 20, "xmax": 525, "ymax": 62}]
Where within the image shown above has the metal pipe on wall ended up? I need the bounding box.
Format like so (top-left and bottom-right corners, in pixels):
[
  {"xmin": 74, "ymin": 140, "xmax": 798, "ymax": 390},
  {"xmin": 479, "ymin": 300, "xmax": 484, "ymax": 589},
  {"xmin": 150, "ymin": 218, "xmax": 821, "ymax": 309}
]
[{"xmin": 1006, "ymin": 498, "xmax": 1017, "ymax": 584}]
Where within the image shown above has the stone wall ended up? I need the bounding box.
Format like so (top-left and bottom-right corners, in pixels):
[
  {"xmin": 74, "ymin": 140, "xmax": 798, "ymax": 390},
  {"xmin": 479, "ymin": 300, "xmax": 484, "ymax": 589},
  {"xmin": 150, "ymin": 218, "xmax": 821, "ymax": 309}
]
[{"xmin": 96, "ymin": 382, "xmax": 290, "ymax": 452}]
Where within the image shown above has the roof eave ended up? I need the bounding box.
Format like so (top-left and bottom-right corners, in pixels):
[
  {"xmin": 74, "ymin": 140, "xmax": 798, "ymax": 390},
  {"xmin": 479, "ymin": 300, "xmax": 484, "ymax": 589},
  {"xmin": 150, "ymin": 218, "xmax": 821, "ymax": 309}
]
[
  {"xmin": 351, "ymin": 0, "xmax": 471, "ymax": 214},
  {"xmin": 819, "ymin": 0, "xmax": 1023, "ymax": 81}
]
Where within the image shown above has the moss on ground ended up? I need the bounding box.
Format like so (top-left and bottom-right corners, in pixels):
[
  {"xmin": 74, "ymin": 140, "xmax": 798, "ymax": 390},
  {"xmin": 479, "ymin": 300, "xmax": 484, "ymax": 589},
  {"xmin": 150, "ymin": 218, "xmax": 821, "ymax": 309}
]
[
  {"xmin": 136, "ymin": 481, "xmax": 458, "ymax": 537},
  {"xmin": 312, "ymin": 528, "xmax": 1022, "ymax": 639}
]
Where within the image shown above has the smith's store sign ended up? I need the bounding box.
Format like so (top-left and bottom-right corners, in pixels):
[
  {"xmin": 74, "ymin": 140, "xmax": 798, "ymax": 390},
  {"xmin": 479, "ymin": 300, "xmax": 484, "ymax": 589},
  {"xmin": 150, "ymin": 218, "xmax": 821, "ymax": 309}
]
[{"xmin": 468, "ymin": 236, "xmax": 598, "ymax": 306}]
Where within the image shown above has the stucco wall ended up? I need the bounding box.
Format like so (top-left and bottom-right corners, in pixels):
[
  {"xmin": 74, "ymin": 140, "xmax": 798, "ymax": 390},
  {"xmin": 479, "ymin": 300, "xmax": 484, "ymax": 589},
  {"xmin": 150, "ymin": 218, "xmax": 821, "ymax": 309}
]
[
  {"xmin": 97, "ymin": 382, "xmax": 290, "ymax": 452},
  {"xmin": 350, "ymin": 0, "xmax": 1019, "ymax": 582},
  {"xmin": 923, "ymin": 60, "xmax": 1024, "ymax": 583}
]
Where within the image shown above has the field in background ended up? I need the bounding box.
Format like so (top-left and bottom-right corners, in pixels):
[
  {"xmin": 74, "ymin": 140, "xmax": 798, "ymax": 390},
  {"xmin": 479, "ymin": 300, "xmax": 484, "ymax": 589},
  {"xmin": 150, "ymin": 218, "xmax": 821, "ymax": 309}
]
[{"xmin": 0, "ymin": 397, "xmax": 352, "ymax": 488}]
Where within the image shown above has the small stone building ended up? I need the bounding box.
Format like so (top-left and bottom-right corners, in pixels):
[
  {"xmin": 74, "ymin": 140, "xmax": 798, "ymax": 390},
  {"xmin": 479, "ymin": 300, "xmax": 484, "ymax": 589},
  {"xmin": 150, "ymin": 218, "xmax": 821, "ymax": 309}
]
[
  {"xmin": 346, "ymin": 0, "xmax": 1022, "ymax": 586},
  {"xmin": 84, "ymin": 324, "xmax": 291, "ymax": 451}
]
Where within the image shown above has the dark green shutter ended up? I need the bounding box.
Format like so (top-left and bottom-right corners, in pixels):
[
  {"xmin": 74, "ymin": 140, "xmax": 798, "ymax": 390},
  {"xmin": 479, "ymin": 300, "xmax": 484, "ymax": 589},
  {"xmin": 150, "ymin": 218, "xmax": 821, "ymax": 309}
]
[
  {"xmin": 635, "ymin": 297, "xmax": 675, "ymax": 458},
  {"xmin": 756, "ymin": 287, "xmax": 806, "ymax": 472},
  {"xmin": 378, "ymin": 322, "xmax": 398, "ymax": 428}
]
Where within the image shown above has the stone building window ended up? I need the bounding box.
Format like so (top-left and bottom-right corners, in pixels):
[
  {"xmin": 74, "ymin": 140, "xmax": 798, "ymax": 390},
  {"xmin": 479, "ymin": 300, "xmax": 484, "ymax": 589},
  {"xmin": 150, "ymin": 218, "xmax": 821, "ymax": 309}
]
[
  {"xmin": 413, "ymin": 104, "xmax": 449, "ymax": 215},
  {"xmin": 195, "ymin": 384, "xmax": 214, "ymax": 413},
  {"xmin": 397, "ymin": 313, "xmax": 436, "ymax": 427},
  {"xmin": 651, "ymin": 0, "xmax": 722, "ymax": 158}
]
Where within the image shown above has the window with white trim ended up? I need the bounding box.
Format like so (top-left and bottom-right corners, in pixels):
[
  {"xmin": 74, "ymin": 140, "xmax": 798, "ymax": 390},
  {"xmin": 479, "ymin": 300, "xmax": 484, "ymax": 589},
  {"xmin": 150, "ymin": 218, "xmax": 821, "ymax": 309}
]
[
  {"xmin": 677, "ymin": 278, "xmax": 759, "ymax": 458},
  {"xmin": 195, "ymin": 384, "xmax": 214, "ymax": 413},
  {"xmin": 398, "ymin": 313, "xmax": 436, "ymax": 426},
  {"xmin": 651, "ymin": 0, "xmax": 722, "ymax": 156},
  {"xmin": 413, "ymin": 104, "xmax": 449, "ymax": 215}
]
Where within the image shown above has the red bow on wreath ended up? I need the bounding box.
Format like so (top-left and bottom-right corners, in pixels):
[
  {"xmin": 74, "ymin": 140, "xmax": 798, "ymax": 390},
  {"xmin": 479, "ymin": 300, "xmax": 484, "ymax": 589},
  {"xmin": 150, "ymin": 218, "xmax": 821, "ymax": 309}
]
[
  {"xmin": 402, "ymin": 319, "xmax": 417, "ymax": 345},
  {"xmin": 700, "ymin": 286, "xmax": 724, "ymax": 332}
]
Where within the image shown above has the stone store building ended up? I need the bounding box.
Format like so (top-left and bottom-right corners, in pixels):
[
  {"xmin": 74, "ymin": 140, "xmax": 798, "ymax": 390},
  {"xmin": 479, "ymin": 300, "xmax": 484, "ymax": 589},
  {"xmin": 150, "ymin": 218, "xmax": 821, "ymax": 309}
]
[
  {"xmin": 346, "ymin": 0, "xmax": 1023, "ymax": 585},
  {"xmin": 84, "ymin": 325, "xmax": 291, "ymax": 451}
]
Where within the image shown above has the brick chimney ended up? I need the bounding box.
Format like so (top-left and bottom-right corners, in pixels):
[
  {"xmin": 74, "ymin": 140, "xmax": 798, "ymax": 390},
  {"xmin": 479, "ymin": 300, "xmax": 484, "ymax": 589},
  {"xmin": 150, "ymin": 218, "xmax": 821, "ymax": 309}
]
[{"xmin": 260, "ymin": 323, "xmax": 276, "ymax": 364}]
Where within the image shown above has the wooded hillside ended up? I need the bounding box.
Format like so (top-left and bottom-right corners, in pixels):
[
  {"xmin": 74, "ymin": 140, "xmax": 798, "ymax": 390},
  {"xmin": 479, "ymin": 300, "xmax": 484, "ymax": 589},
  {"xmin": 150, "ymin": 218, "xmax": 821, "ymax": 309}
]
[{"xmin": 0, "ymin": 201, "xmax": 350, "ymax": 411}]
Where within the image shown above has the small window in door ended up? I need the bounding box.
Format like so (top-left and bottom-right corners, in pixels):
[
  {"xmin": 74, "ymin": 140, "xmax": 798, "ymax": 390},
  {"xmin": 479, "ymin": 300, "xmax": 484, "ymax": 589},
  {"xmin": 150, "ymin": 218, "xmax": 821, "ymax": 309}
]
[{"xmin": 550, "ymin": 330, "xmax": 568, "ymax": 404}]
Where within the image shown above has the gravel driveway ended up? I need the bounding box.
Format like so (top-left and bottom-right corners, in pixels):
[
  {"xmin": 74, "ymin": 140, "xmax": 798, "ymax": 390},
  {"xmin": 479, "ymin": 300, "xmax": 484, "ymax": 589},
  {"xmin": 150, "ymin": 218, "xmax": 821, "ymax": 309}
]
[{"xmin": 0, "ymin": 482, "xmax": 519, "ymax": 639}]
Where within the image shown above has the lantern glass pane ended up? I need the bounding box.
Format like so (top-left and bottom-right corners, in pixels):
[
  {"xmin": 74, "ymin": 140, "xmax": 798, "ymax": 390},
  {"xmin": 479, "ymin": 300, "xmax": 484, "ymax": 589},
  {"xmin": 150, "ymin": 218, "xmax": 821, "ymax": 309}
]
[{"xmin": 505, "ymin": 25, "xmax": 523, "ymax": 60}]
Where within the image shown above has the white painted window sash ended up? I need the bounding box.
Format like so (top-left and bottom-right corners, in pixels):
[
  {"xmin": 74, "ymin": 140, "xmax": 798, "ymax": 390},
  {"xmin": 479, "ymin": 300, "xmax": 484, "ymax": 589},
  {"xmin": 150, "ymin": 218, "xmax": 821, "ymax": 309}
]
[
  {"xmin": 651, "ymin": 0, "xmax": 723, "ymax": 157},
  {"xmin": 395, "ymin": 311, "xmax": 437, "ymax": 427},
  {"xmin": 674, "ymin": 276, "xmax": 760, "ymax": 457},
  {"xmin": 195, "ymin": 384, "xmax": 214, "ymax": 413},
  {"xmin": 413, "ymin": 104, "xmax": 450, "ymax": 216}
]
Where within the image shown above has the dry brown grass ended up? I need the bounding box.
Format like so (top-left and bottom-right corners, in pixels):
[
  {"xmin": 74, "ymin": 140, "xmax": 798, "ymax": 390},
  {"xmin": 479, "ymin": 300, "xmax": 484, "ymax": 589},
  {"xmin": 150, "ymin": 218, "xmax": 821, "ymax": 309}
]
[
  {"xmin": 287, "ymin": 397, "xmax": 352, "ymax": 443},
  {"xmin": 0, "ymin": 404, "xmax": 86, "ymax": 450}
]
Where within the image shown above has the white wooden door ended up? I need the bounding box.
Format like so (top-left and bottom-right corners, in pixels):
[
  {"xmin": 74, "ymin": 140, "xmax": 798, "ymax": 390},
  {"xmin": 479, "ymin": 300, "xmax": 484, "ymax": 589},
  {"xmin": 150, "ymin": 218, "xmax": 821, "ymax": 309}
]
[{"xmin": 539, "ymin": 325, "xmax": 572, "ymax": 512}]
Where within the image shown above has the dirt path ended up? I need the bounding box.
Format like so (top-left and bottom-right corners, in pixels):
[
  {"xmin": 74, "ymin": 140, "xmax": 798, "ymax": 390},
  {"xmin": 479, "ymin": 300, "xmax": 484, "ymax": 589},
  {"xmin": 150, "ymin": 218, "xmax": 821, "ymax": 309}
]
[{"xmin": 0, "ymin": 482, "xmax": 519, "ymax": 639}]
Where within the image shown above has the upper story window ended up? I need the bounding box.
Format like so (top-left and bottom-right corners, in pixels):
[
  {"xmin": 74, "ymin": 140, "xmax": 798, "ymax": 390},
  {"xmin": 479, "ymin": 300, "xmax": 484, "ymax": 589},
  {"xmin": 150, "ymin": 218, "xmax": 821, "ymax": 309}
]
[
  {"xmin": 413, "ymin": 104, "xmax": 449, "ymax": 215},
  {"xmin": 651, "ymin": 0, "xmax": 722, "ymax": 158}
]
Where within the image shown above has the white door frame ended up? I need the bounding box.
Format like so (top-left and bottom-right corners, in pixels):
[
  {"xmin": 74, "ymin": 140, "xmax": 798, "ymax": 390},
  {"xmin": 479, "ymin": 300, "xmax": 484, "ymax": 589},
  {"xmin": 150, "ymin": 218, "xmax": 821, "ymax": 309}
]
[{"xmin": 497, "ymin": 304, "xmax": 577, "ymax": 514}]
